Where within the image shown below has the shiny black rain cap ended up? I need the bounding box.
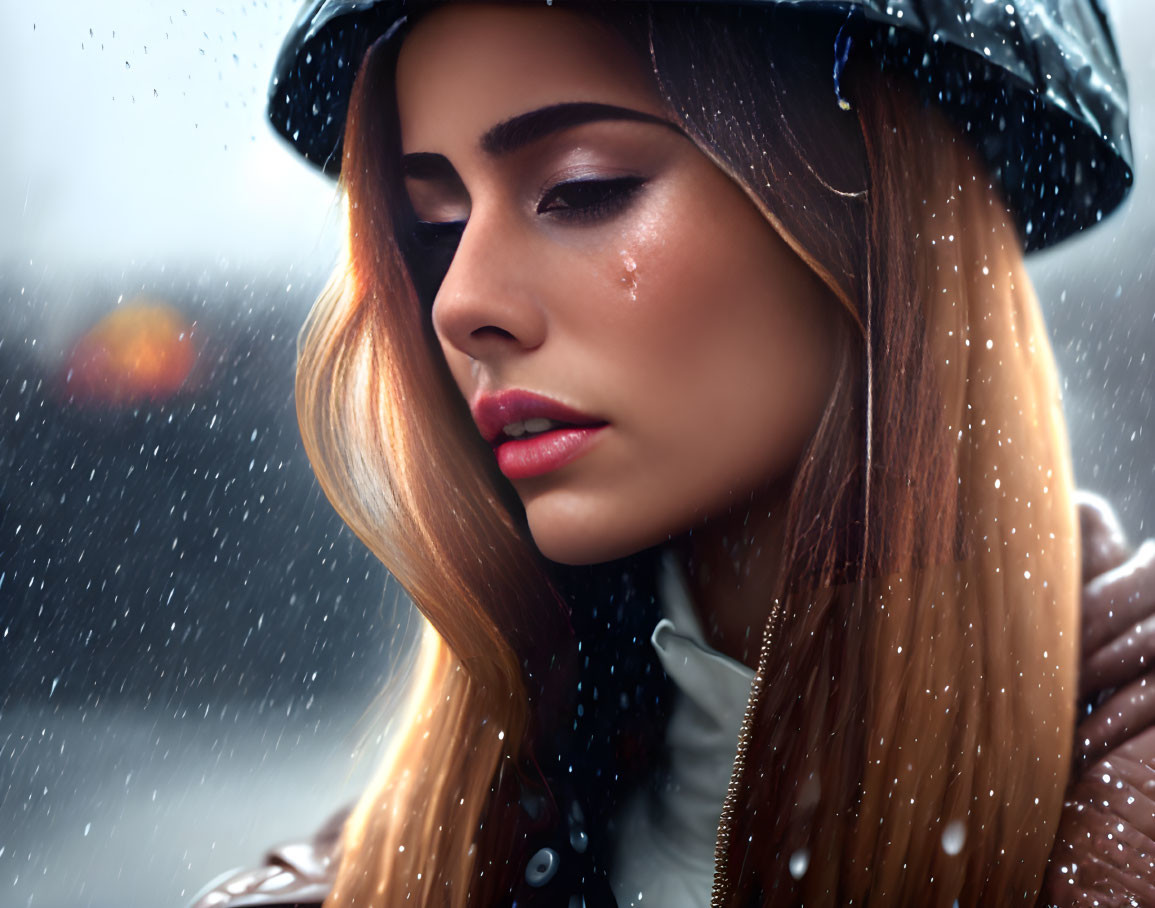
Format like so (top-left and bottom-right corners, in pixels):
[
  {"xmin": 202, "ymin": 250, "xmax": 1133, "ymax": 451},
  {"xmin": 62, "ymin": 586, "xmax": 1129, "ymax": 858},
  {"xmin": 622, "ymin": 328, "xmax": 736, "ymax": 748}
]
[{"xmin": 268, "ymin": 0, "xmax": 1133, "ymax": 252}]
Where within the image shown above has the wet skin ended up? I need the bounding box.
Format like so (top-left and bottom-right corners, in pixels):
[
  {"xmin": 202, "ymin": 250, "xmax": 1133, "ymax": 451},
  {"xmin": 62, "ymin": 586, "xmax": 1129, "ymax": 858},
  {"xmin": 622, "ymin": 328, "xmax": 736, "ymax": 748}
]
[{"xmin": 396, "ymin": 4, "xmax": 844, "ymax": 659}]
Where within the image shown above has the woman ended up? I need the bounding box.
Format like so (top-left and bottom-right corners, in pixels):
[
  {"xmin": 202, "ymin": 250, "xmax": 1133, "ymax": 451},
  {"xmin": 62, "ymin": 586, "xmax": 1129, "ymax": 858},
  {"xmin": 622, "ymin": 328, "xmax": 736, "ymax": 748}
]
[{"xmin": 195, "ymin": 1, "xmax": 1155, "ymax": 906}]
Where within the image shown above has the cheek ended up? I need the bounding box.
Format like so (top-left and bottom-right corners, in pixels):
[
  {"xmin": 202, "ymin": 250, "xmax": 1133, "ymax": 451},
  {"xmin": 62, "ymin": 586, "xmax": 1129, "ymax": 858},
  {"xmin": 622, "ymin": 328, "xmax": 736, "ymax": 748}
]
[
  {"xmin": 510, "ymin": 174, "xmax": 842, "ymax": 562},
  {"xmin": 610, "ymin": 200, "xmax": 839, "ymax": 483}
]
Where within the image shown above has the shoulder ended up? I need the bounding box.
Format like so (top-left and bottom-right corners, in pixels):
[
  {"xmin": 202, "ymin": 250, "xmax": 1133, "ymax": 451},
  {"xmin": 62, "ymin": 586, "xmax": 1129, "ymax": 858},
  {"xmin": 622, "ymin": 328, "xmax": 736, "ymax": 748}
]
[{"xmin": 187, "ymin": 805, "xmax": 348, "ymax": 908}]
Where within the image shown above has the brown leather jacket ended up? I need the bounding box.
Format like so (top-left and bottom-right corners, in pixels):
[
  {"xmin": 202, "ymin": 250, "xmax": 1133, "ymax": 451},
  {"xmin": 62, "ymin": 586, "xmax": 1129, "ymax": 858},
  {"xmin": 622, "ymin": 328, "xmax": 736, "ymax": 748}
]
[{"xmin": 191, "ymin": 494, "xmax": 1155, "ymax": 907}]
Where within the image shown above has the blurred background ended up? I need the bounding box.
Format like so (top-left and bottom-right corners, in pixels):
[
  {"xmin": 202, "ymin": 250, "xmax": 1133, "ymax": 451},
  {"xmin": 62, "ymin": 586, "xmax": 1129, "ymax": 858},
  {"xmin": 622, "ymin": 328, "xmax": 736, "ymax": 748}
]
[{"xmin": 0, "ymin": 1, "xmax": 1151, "ymax": 905}]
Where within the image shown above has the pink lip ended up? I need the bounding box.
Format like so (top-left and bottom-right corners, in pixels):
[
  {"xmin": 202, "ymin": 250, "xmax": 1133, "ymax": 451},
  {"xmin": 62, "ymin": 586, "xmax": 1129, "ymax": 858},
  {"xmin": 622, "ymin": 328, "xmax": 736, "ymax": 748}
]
[{"xmin": 470, "ymin": 390, "xmax": 608, "ymax": 480}]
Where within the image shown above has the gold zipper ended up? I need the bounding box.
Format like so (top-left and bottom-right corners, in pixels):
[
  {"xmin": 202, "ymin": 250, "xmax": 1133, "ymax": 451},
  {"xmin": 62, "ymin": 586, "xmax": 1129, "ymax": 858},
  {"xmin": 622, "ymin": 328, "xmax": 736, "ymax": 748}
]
[{"xmin": 710, "ymin": 598, "xmax": 783, "ymax": 907}]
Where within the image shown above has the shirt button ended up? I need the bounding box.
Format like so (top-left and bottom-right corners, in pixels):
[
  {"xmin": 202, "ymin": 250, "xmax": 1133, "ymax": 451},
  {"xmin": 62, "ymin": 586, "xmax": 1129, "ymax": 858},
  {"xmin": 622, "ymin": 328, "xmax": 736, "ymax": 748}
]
[
  {"xmin": 569, "ymin": 827, "xmax": 589, "ymax": 854},
  {"xmin": 525, "ymin": 847, "xmax": 559, "ymax": 887}
]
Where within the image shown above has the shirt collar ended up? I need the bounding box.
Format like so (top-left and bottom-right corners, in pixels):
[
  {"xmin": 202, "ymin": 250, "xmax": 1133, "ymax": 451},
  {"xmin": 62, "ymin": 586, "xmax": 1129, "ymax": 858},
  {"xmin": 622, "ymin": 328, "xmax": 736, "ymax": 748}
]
[{"xmin": 651, "ymin": 549, "xmax": 756, "ymax": 727}]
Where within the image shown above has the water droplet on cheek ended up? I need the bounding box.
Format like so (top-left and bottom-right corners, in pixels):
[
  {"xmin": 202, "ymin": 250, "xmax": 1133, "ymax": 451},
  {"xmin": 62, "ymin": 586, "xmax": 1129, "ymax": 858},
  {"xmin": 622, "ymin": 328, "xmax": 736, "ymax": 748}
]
[{"xmin": 619, "ymin": 251, "xmax": 638, "ymax": 301}]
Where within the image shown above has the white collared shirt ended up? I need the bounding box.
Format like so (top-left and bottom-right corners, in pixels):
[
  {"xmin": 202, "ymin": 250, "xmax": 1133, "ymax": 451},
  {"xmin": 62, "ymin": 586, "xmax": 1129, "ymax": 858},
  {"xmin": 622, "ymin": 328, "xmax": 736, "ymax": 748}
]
[{"xmin": 609, "ymin": 550, "xmax": 757, "ymax": 907}]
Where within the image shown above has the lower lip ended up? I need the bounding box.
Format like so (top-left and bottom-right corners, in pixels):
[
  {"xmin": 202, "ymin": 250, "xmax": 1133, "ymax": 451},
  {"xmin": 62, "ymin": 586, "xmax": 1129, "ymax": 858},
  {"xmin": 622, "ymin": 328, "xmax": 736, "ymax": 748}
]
[{"xmin": 495, "ymin": 425, "xmax": 607, "ymax": 480}]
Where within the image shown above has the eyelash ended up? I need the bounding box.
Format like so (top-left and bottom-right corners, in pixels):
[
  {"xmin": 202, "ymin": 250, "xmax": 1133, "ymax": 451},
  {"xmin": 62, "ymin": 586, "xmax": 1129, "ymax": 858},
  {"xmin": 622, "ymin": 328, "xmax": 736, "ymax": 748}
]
[{"xmin": 535, "ymin": 175, "xmax": 647, "ymax": 222}]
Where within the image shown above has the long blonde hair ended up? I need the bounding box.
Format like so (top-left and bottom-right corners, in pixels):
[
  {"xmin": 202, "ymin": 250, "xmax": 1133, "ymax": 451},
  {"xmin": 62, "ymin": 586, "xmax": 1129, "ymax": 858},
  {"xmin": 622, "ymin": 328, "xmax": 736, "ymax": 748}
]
[{"xmin": 296, "ymin": 5, "xmax": 1079, "ymax": 905}]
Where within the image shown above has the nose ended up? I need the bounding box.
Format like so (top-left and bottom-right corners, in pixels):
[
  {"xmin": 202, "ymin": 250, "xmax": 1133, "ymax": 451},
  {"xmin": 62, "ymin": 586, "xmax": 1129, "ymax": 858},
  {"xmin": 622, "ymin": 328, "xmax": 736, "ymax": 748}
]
[{"xmin": 431, "ymin": 210, "xmax": 548, "ymax": 362}]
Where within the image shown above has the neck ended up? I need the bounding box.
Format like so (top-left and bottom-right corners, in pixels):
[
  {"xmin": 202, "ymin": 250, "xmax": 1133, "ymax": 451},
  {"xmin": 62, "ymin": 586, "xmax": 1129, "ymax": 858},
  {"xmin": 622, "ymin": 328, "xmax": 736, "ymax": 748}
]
[{"xmin": 670, "ymin": 482, "xmax": 789, "ymax": 671}]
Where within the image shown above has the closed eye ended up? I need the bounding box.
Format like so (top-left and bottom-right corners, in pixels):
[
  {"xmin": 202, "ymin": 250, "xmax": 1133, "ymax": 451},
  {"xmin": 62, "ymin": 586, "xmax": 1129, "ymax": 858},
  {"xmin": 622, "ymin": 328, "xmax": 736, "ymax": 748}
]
[
  {"xmin": 536, "ymin": 176, "xmax": 646, "ymax": 223},
  {"xmin": 412, "ymin": 219, "xmax": 466, "ymax": 246},
  {"xmin": 403, "ymin": 175, "xmax": 646, "ymax": 305},
  {"xmin": 406, "ymin": 219, "xmax": 465, "ymax": 308}
]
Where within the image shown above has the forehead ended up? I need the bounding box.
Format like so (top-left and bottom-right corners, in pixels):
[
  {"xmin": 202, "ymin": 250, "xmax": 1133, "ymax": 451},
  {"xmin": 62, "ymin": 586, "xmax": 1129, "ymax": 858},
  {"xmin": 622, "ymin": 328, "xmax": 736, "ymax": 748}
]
[{"xmin": 395, "ymin": 3, "xmax": 664, "ymax": 153}]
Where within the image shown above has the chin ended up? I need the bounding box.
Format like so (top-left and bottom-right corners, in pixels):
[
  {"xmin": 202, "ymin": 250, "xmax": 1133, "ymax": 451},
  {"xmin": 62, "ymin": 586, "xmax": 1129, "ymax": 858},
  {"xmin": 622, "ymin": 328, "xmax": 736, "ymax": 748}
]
[
  {"xmin": 523, "ymin": 503, "xmax": 670, "ymax": 566},
  {"xmin": 529, "ymin": 527, "xmax": 641, "ymax": 566}
]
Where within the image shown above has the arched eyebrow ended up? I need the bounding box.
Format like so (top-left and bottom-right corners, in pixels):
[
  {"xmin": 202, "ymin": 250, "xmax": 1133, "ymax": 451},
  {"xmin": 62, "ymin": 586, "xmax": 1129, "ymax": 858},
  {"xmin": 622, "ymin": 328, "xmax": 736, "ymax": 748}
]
[
  {"xmin": 479, "ymin": 102, "xmax": 682, "ymax": 156},
  {"xmin": 399, "ymin": 102, "xmax": 683, "ymax": 181}
]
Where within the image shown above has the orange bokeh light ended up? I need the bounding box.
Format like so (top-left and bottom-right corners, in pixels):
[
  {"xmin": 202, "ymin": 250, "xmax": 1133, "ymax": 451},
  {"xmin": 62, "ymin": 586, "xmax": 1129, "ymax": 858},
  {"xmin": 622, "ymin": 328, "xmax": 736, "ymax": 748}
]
[{"xmin": 64, "ymin": 301, "xmax": 198, "ymax": 405}]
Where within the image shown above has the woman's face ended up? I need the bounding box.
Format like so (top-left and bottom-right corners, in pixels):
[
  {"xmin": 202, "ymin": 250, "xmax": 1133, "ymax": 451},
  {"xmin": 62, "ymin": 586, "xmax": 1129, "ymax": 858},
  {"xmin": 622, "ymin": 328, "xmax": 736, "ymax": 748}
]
[{"xmin": 396, "ymin": 3, "xmax": 842, "ymax": 565}]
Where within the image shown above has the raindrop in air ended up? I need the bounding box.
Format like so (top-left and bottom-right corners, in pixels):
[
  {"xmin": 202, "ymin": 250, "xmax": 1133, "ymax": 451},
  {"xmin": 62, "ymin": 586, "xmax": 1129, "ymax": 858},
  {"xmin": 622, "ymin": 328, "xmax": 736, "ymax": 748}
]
[
  {"xmin": 788, "ymin": 848, "xmax": 810, "ymax": 879},
  {"xmin": 941, "ymin": 820, "xmax": 967, "ymax": 856}
]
